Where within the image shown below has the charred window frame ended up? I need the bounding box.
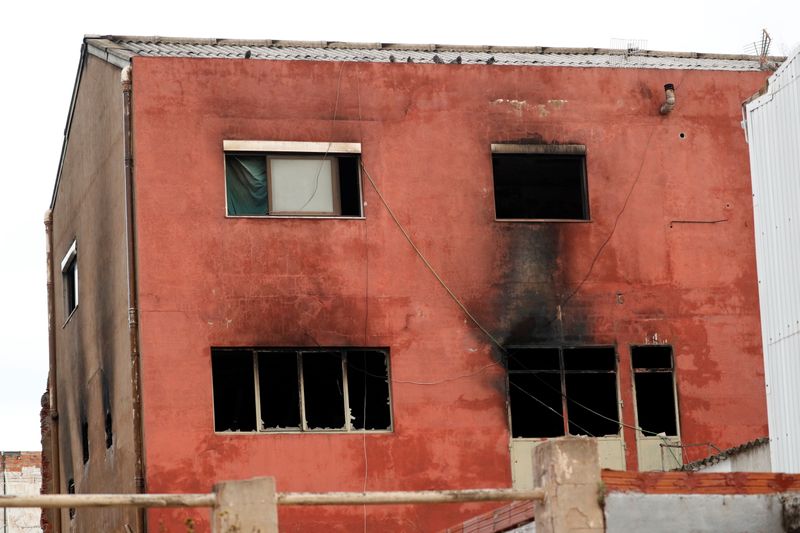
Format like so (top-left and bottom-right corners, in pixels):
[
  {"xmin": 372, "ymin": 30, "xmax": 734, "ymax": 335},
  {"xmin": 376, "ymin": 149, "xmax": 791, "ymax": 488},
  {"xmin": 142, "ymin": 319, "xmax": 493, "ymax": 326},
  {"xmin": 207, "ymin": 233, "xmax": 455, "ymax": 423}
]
[
  {"xmin": 491, "ymin": 144, "xmax": 589, "ymax": 221},
  {"xmin": 507, "ymin": 346, "xmax": 620, "ymax": 438},
  {"xmin": 211, "ymin": 348, "xmax": 392, "ymax": 433},
  {"xmin": 223, "ymin": 141, "xmax": 363, "ymax": 218},
  {"xmin": 67, "ymin": 478, "xmax": 76, "ymax": 519},
  {"xmin": 631, "ymin": 345, "xmax": 680, "ymax": 436},
  {"xmin": 61, "ymin": 240, "xmax": 78, "ymax": 323}
]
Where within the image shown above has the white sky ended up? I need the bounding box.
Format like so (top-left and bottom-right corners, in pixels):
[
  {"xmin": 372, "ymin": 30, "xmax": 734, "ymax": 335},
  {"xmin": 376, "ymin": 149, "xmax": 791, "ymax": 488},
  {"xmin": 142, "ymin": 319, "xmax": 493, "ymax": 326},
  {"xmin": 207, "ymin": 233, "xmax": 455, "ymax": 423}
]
[{"xmin": 0, "ymin": 0, "xmax": 797, "ymax": 451}]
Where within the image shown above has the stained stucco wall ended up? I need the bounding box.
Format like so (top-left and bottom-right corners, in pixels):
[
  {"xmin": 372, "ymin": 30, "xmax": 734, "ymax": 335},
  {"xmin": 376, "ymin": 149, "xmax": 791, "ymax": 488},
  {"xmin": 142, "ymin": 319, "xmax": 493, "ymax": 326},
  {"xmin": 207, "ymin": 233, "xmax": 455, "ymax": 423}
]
[
  {"xmin": 50, "ymin": 54, "xmax": 138, "ymax": 532},
  {"xmin": 129, "ymin": 56, "xmax": 769, "ymax": 532}
]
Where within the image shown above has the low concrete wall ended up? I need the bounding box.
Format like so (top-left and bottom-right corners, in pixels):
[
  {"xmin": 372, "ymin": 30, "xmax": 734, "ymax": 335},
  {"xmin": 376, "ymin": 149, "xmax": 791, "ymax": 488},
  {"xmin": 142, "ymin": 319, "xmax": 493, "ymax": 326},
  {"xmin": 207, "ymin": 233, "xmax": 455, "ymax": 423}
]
[{"xmin": 605, "ymin": 493, "xmax": 786, "ymax": 532}]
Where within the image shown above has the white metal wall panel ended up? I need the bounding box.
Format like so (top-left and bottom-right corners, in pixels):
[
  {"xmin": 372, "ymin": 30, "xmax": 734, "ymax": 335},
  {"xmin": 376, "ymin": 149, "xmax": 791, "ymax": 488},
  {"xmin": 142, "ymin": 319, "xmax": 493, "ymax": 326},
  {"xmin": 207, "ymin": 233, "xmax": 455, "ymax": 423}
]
[{"xmin": 746, "ymin": 47, "xmax": 800, "ymax": 473}]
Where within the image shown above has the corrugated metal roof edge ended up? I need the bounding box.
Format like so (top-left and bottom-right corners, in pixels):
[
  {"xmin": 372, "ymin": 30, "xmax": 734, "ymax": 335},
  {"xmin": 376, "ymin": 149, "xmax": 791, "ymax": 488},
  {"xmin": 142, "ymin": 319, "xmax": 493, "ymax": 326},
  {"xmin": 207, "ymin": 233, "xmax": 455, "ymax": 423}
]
[
  {"xmin": 678, "ymin": 437, "xmax": 771, "ymax": 472},
  {"xmin": 84, "ymin": 34, "xmax": 786, "ymax": 64},
  {"xmin": 745, "ymin": 46, "xmax": 800, "ymax": 111}
]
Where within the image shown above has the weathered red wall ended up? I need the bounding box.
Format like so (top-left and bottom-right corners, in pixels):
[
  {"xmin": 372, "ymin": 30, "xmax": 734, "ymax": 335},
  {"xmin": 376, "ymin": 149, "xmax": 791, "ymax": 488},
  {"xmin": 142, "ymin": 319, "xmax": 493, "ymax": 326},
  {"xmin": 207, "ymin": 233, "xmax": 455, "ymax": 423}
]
[{"xmin": 131, "ymin": 56, "xmax": 769, "ymax": 531}]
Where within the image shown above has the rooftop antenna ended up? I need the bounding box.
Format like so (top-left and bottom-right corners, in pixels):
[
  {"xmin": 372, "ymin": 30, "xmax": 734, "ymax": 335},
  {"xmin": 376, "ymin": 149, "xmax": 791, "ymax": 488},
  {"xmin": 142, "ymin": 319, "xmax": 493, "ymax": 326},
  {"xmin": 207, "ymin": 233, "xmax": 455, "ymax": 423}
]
[
  {"xmin": 611, "ymin": 38, "xmax": 648, "ymax": 58},
  {"xmin": 743, "ymin": 29, "xmax": 772, "ymax": 67}
]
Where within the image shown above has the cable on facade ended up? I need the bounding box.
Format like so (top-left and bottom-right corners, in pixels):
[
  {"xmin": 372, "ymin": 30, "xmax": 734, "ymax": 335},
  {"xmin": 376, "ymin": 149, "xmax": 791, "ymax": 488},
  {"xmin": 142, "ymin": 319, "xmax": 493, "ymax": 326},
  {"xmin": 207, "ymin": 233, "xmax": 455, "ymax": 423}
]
[
  {"xmin": 557, "ymin": 126, "xmax": 657, "ymax": 311},
  {"xmin": 297, "ymin": 62, "xmax": 346, "ymax": 211},
  {"xmin": 360, "ymin": 160, "xmax": 678, "ymax": 442}
]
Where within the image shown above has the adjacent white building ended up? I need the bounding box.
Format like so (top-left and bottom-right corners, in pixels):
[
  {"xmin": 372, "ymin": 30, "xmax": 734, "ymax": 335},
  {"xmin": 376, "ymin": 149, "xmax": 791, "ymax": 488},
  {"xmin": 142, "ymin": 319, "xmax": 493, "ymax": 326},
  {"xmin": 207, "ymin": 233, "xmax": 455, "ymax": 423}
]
[{"xmin": 745, "ymin": 46, "xmax": 800, "ymax": 474}]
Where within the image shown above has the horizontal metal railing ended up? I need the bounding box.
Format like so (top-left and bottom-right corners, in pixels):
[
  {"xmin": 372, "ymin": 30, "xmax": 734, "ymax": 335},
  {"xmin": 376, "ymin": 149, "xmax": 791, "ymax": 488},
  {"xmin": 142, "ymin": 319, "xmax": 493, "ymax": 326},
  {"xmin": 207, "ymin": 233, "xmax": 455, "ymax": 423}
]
[{"xmin": 0, "ymin": 488, "xmax": 545, "ymax": 509}]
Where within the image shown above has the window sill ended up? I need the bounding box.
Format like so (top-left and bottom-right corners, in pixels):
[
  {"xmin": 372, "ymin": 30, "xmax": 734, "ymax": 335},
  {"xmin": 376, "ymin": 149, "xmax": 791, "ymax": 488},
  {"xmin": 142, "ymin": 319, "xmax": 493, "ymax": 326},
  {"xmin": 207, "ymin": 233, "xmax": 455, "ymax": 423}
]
[
  {"xmin": 225, "ymin": 214, "xmax": 366, "ymax": 221},
  {"xmin": 62, "ymin": 306, "xmax": 78, "ymax": 328},
  {"xmin": 512, "ymin": 434, "xmax": 621, "ymax": 441},
  {"xmin": 495, "ymin": 218, "xmax": 592, "ymax": 223},
  {"xmin": 214, "ymin": 429, "xmax": 393, "ymax": 435}
]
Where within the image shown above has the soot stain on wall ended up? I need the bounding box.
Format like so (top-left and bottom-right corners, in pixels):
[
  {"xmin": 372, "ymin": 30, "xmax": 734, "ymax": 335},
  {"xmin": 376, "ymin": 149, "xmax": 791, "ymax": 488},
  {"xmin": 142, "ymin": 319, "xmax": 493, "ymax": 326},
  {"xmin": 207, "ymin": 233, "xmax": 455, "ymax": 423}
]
[{"xmin": 488, "ymin": 223, "xmax": 591, "ymax": 347}]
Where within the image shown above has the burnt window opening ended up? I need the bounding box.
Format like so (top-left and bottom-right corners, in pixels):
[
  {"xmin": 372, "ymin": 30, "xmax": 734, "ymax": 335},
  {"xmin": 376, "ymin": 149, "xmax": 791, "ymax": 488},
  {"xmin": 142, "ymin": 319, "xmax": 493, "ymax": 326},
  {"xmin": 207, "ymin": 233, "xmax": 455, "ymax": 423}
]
[
  {"xmin": 507, "ymin": 346, "xmax": 619, "ymax": 439},
  {"xmin": 67, "ymin": 478, "xmax": 76, "ymax": 519},
  {"xmin": 347, "ymin": 351, "xmax": 393, "ymax": 430},
  {"xmin": 211, "ymin": 349, "xmax": 256, "ymax": 432},
  {"xmin": 61, "ymin": 240, "xmax": 78, "ymax": 320},
  {"xmin": 212, "ymin": 348, "xmax": 392, "ymax": 433},
  {"xmin": 105, "ymin": 410, "xmax": 113, "ymax": 449},
  {"xmin": 492, "ymin": 144, "xmax": 589, "ymax": 220},
  {"xmin": 80, "ymin": 420, "xmax": 89, "ymax": 464},
  {"xmin": 225, "ymin": 150, "xmax": 362, "ymax": 217},
  {"xmin": 632, "ymin": 345, "xmax": 678, "ymax": 436}
]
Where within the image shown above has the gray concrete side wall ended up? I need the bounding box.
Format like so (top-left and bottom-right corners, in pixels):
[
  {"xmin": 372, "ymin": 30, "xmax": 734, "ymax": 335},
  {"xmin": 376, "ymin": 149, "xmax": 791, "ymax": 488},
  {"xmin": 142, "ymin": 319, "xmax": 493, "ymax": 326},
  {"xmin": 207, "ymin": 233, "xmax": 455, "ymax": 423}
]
[{"xmin": 605, "ymin": 493, "xmax": 785, "ymax": 532}]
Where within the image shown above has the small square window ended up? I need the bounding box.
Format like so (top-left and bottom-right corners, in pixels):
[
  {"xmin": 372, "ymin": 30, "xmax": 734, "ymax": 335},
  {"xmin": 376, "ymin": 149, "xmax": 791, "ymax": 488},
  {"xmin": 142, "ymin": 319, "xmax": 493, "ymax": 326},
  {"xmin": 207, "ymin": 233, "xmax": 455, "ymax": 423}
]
[
  {"xmin": 492, "ymin": 144, "xmax": 589, "ymax": 221},
  {"xmin": 61, "ymin": 240, "xmax": 78, "ymax": 320},
  {"xmin": 224, "ymin": 141, "xmax": 362, "ymax": 217}
]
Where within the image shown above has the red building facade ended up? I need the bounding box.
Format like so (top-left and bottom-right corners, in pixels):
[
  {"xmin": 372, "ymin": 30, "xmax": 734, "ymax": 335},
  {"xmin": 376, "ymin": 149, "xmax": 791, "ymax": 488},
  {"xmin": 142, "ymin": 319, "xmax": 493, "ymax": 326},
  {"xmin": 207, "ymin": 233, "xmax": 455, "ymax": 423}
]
[{"xmin": 46, "ymin": 36, "xmax": 773, "ymax": 532}]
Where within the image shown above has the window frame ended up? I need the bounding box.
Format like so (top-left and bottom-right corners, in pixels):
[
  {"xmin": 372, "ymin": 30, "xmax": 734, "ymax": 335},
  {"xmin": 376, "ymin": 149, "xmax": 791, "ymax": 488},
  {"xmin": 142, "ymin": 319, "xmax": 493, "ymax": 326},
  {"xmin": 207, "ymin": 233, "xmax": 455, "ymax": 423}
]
[
  {"xmin": 223, "ymin": 140, "xmax": 364, "ymax": 219},
  {"xmin": 491, "ymin": 143, "xmax": 591, "ymax": 223},
  {"xmin": 630, "ymin": 344, "xmax": 681, "ymax": 439},
  {"xmin": 211, "ymin": 347, "xmax": 394, "ymax": 435},
  {"xmin": 60, "ymin": 239, "xmax": 78, "ymax": 325},
  {"xmin": 506, "ymin": 344, "xmax": 621, "ymax": 439}
]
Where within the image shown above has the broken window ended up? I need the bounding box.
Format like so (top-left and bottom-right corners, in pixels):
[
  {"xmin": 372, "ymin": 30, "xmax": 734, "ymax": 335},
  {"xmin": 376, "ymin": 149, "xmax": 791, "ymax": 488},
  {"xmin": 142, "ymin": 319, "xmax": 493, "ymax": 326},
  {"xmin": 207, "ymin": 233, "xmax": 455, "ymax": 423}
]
[
  {"xmin": 81, "ymin": 420, "xmax": 89, "ymax": 464},
  {"xmin": 507, "ymin": 346, "xmax": 619, "ymax": 438},
  {"xmin": 67, "ymin": 478, "xmax": 76, "ymax": 519},
  {"xmin": 61, "ymin": 240, "xmax": 78, "ymax": 320},
  {"xmin": 211, "ymin": 348, "xmax": 392, "ymax": 433},
  {"xmin": 632, "ymin": 345, "xmax": 678, "ymax": 436},
  {"xmin": 224, "ymin": 141, "xmax": 362, "ymax": 217},
  {"xmin": 105, "ymin": 410, "xmax": 113, "ymax": 449},
  {"xmin": 491, "ymin": 144, "xmax": 589, "ymax": 220}
]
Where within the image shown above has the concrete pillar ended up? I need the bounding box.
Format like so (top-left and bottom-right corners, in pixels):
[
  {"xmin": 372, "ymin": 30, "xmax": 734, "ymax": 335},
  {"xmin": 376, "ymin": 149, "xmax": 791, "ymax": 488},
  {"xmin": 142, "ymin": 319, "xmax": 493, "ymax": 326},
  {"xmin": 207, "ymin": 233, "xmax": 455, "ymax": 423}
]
[
  {"xmin": 532, "ymin": 437, "xmax": 604, "ymax": 533},
  {"xmin": 212, "ymin": 477, "xmax": 278, "ymax": 533}
]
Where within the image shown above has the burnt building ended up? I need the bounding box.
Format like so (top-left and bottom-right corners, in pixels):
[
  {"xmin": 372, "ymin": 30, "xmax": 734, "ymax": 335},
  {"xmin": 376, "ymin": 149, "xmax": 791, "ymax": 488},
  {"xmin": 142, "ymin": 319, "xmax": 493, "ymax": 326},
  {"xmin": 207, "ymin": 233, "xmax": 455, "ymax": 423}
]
[{"xmin": 44, "ymin": 35, "xmax": 774, "ymax": 532}]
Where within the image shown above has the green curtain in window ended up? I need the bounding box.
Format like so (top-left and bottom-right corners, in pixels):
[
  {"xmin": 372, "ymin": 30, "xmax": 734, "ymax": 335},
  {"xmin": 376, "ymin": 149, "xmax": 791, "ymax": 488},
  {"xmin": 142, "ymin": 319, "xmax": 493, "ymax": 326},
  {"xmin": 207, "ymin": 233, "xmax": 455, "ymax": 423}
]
[{"xmin": 226, "ymin": 155, "xmax": 268, "ymax": 215}]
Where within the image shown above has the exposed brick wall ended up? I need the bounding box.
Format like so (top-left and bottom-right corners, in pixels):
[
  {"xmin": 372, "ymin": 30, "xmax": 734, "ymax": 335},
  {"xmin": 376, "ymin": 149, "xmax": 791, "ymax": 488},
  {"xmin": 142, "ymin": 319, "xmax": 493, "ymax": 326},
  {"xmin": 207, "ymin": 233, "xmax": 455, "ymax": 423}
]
[
  {"xmin": 40, "ymin": 386, "xmax": 53, "ymax": 533},
  {"xmin": 1, "ymin": 449, "xmax": 43, "ymax": 532},
  {"xmin": 2, "ymin": 452, "xmax": 41, "ymax": 472}
]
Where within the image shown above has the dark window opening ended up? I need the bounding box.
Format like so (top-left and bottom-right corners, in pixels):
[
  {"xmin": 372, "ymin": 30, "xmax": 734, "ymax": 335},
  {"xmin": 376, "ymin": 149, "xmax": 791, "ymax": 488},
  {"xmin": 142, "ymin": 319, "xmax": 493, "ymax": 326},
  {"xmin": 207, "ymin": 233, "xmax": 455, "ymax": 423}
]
[
  {"xmin": 225, "ymin": 153, "xmax": 362, "ymax": 217},
  {"xmin": 508, "ymin": 346, "xmax": 619, "ymax": 438},
  {"xmin": 507, "ymin": 347, "xmax": 560, "ymax": 371},
  {"xmin": 632, "ymin": 345, "xmax": 678, "ymax": 436},
  {"xmin": 302, "ymin": 351, "xmax": 346, "ymax": 430},
  {"xmin": 105, "ymin": 410, "xmax": 113, "ymax": 449},
  {"xmin": 563, "ymin": 347, "xmax": 616, "ymax": 371},
  {"xmin": 565, "ymin": 373, "xmax": 619, "ymax": 436},
  {"xmin": 212, "ymin": 348, "xmax": 392, "ymax": 433},
  {"xmin": 509, "ymin": 373, "xmax": 564, "ymax": 438},
  {"xmin": 632, "ymin": 345, "xmax": 673, "ymax": 370},
  {"xmin": 81, "ymin": 421, "xmax": 89, "ymax": 464},
  {"xmin": 258, "ymin": 352, "xmax": 301, "ymax": 430},
  {"xmin": 61, "ymin": 240, "xmax": 78, "ymax": 319},
  {"xmin": 347, "ymin": 351, "xmax": 392, "ymax": 430},
  {"xmin": 67, "ymin": 478, "xmax": 76, "ymax": 519},
  {"xmin": 492, "ymin": 152, "xmax": 588, "ymax": 220},
  {"xmin": 212, "ymin": 350, "xmax": 257, "ymax": 432}
]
